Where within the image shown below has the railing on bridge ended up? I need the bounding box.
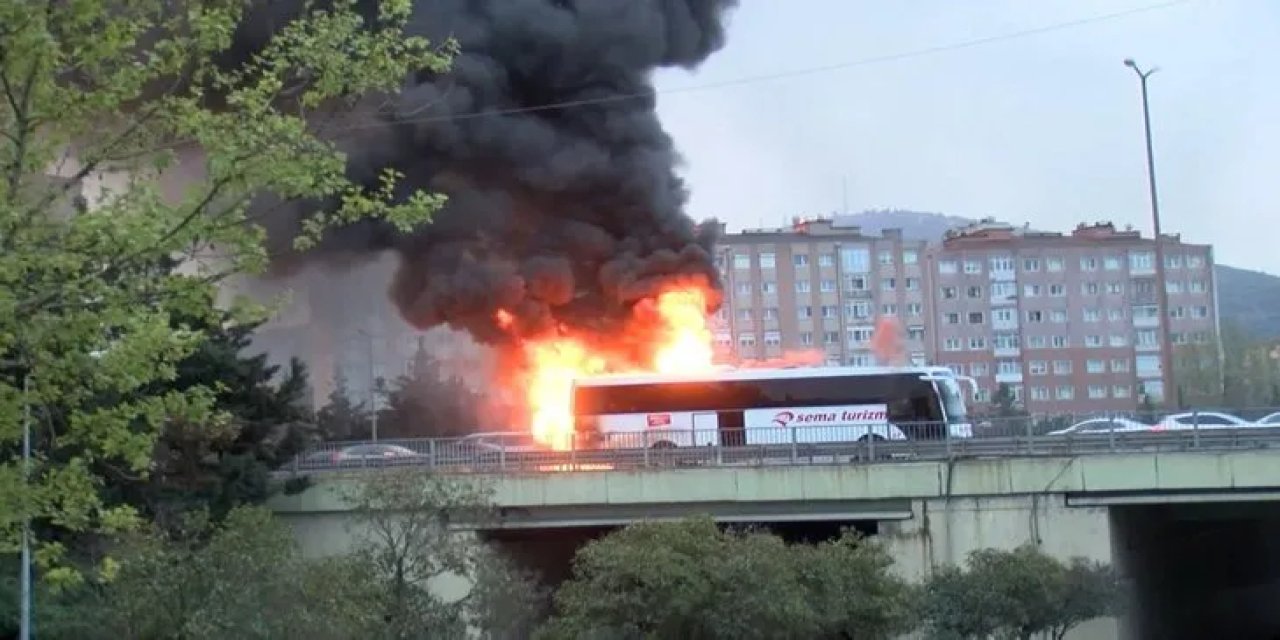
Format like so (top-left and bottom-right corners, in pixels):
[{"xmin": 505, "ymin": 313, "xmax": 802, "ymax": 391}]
[{"xmin": 283, "ymin": 408, "xmax": 1280, "ymax": 475}]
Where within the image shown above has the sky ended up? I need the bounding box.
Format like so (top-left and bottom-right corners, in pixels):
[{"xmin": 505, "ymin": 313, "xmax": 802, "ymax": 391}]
[{"xmin": 652, "ymin": 0, "xmax": 1280, "ymax": 274}]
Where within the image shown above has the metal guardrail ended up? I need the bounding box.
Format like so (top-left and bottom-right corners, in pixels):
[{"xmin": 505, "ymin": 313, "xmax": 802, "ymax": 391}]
[{"xmin": 281, "ymin": 416, "xmax": 1280, "ymax": 476}]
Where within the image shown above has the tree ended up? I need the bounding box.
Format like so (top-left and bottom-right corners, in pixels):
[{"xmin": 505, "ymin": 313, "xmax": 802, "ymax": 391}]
[
  {"xmin": 343, "ymin": 469, "xmax": 544, "ymax": 638},
  {"xmin": 920, "ymin": 545, "xmax": 1123, "ymax": 640},
  {"xmin": 538, "ymin": 517, "xmax": 915, "ymax": 640},
  {"xmin": 316, "ymin": 370, "xmax": 371, "ymax": 441},
  {"xmin": 377, "ymin": 340, "xmax": 485, "ymax": 439},
  {"xmin": 0, "ymin": 0, "xmax": 450, "ymax": 580}
]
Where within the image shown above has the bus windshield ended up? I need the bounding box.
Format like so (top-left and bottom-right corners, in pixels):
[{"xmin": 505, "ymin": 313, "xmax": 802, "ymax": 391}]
[{"xmin": 937, "ymin": 376, "xmax": 969, "ymax": 422}]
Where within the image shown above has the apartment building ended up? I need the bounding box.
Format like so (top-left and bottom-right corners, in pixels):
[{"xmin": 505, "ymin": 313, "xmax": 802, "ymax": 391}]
[
  {"xmin": 712, "ymin": 217, "xmax": 933, "ymax": 367},
  {"xmin": 930, "ymin": 220, "xmax": 1219, "ymax": 413}
]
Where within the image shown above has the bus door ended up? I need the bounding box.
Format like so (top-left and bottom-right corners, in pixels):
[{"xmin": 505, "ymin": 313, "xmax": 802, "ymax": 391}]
[
  {"xmin": 718, "ymin": 410, "xmax": 745, "ymax": 447},
  {"xmin": 691, "ymin": 412, "xmax": 719, "ymax": 447}
]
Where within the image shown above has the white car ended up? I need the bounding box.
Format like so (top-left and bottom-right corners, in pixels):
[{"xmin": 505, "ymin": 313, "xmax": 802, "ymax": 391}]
[
  {"xmin": 1256, "ymin": 412, "xmax": 1280, "ymax": 426},
  {"xmin": 1047, "ymin": 417, "xmax": 1152, "ymax": 436},
  {"xmin": 1151, "ymin": 411, "xmax": 1253, "ymax": 430}
]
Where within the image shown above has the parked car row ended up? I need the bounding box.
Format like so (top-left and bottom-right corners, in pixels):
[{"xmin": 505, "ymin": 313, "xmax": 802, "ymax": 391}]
[{"xmin": 1047, "ymin": 411, "xmax": 1280, "ymax": 436}]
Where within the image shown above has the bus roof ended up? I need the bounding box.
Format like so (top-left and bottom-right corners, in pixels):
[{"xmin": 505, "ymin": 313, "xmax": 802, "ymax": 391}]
[{"xmin": 571, "ymin": 365, "xmax": 954, "ymax": 388}]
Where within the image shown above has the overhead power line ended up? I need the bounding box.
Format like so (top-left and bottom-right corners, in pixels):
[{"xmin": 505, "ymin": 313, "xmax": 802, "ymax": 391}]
[{"xmin": 334, "ymin": 0, "xmax": 1195, "ymax": 132}]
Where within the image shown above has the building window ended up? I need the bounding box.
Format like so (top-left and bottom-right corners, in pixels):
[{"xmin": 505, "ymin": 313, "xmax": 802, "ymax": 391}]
[
  {"xmin": 1128, "ymin": 251, "xmax": 1154, "ymax": 271},
  {"xmin": 989, "ymin": 256, "xmax": 1015, "ymax": 272},
  {"xmin": 847, "ymin": 327, "xmax": 873, "ymax": 345},
  {"xmin": 1080, "ymin": 257, "xmax": 1099, "ymax": 271},
  {"xmin": 968, "ymin": 312, "xmax": 985, "ymax": 324},
  {"xmin": 993, "ymin": 308, "xmax": 1016, "ymax": 324},
  {"xmin": 1104, "ymin": 256, "xmax": 1121, "ymax": 271},
  {"xmin": 846, "ymin": 302, "xmax": 871, "ymax": 319},
  {"xmin": 906, "ymin": 303, "xmax": 922, "ymax": 316},
  {"xmin": 1085, "ymin": 335, "xmax": 1103, "ymax": 348},
  {"xmin": 1110, "ymin": 359, "xmax": 1130, "ymax": 372},
  {"xmin": 823, "ymin": 331, "xmax": 839, "ymax": 345},
  {"xmin": 1028, "ymin": 360, "xmax": 1048, "ymax": 375},
  {"xmin": 1083, "ymin": 308, "xmax": 1100, "ymax": 322},
  {"xmin": 761, "ymin": 281, "xmax": 777, "ymax": 294},
  {"xmin": 1107, "ymin": 281, "xmax": 1124, "ymax": 295},
  {"xmin": 881, "ymin": 278, "xmax": 896, "ymax": 291},
  {"xmin": 1166, "ymin": 280, "xmax": 1183, "ymax": 294},
  {"xmin": 1026, "ymin": 310, "xmax": 1044, "ymax": 323},
  {"xmin": 759, "ymin": 253, "xmax": 776, "ymax": 269},
  {"xmin": 762, "ymin": 307, "xmax": 779, "ymax": 320},
  {"xmin": 1082, "ymin": 282, "xmax": 1100, "ymax": 295},
  {"xmin": 818, "ymin": 254, "xmax": 835, "ymax": 267},
  {"xmin": 840, "ymin": 247, "xmax": 870, "ymax": 273},
  {"xmin": 994, "ymin": 333, "xmax": 1019, "ymax": 350},
  {"xmin": 907, "ymin": 326, "xmax": 925, "ymax": 341},
  {"xmin": 1056, "ymin": 385, "xmax": 1075, "ymax": 400},
  {"xmin": 943, "ymin": 312, "xmax": 960, "ymax": 325},
  {"xmin": 903, "ymin": 249, "xmax": 919, "ymax": 265},
  {"xmin": 733, "ymin": 254, "xmax": 750, "ymax": 269},
  {"xmin": 1165, "ymin": 255, "xmax": 1182, "ymax": 269},
  {"xmin": 878, "ymin": 250, "xmax": 894, "ymax": 266},
  {"xmin": 1135, "ymin": 329, "xmax": 1158, "ymax": 347},
  {"xmin": 799, "ymin": 332, "xmax": 813, "ymax": 346},
  {"xmin": 795, "ymin": 280, "xmax": 810, "ymax": 293},
  {"xmin": 1030, "ymin": 386, "xmax": 1050, "ymax": 401},
  {"xmin": 1113, "ymin": 385, "xmax": 1132, "ymax": 398},
  {"xmin": 1051, "ymin": 336, "xmax": 1068, "ymax": 348},
  {"xmin": 882, "ymin": 304, "xmax": 898, "ymax": 316},
  {"xmin": 1023, "ymin": 284, "xmax": 1041, "ymax": 297},
  {"xmin": 1109, "ymin": 334, "xmax": 1128, "ymax": 347},
  {"xmin": 1169, "ymin": 306, "xmax": 1186, "ymax": 319},
  {"xmin": 1053, "ymin": 360, "xmax": 1072, "ymax": 374},
  {"xmin": 735, "ymin": 282, "xmax": 752, "ymax": 295},
  {"xmin": 905, "ymin": 277, "xmax": 920, "ymax": 291},
  {"xmin": 1050, "ymin": 310, "xmax": 1067, "ymax": 323},
  {"xmin": 968, "ymin": 337, "xmax": 987, "ymax": 350},
  {"xmin": 963, "ymin": 260, "xmax": 983, "ymax": 274},
  {"xmin": 1027, "ymin": 336, "xmax": 1047, "ymax": 349},
  {"xmin": 764, "ymin": 331, "xmax": 782, "ymax": 347},
  {"xmin": 943, "ymin": 338, "xmax": 962, "ymax": 351},
  {"xmin": 997, "ymin": 360, "xmax": 1021, "ymax": 375},
  {"xmin": 1023, "ymin": 258, "xmax": 1041, "ymax": 272},
  {"xmin": 1046, "ymin": 257, "xmax": 1065, "ymax": 272},
  {"xmin": 737, "ymin": 309, "xmax": 753, "ymax": 321},
  {"xmin": 794, "ymin": 254, "xmax": 809, "ymax": 267},
  {"xmin": 1108, "ymin": 308, "xmax": 1125, "ymax": 321},
  {"xmin": 1049, "ymin": 284, "xmax": 1066, "ymax": 297},
  {"xmin": 1192, "ymin": 306, "xmax": 1209, "ymax": 318},
  {"xmin": 797, "ymin": 306, "xmax": 812, "ymax": 320},
  {"xmin": 847, "ymin": 276, "xmax": 868, "ymax": 291},
  {"xmin": 1189, "ymin": 280, "xmax": 1205, "ymax": 293},
  {"xmin": 848, "ymin": 354, "xmax": 874, "ymax": 367},
  {"xmin": 738, "ymin": 334, "xmax": 756, "ymax": 347},
  {"xmin": 1136, "ymin": 355, "xmax": 1161, "ymax": 376},
  {"xmin": 970, "ymin": 362, "xmax": 989, "ymax": 376},
  {"xmin": 714, "ymin": 332, "xmax": 732, "ymax": 347},
  {"xmin": 939, "ymin": 259, "xmax": 958, "ymax": 274},
  {"xmin": 991, "ymin": 282, "xmax": 1016, "ymax": 298},
  {"xmin": 941, "ymin": 286, "xmax": 958, "ymax": 299},
  {"xmin": 820, "ymin": 279, "xmax": 836, "ymax": 292},
  {"xmin": 821, "ymin": 305, "xmax": 839, "ymax": 318},
  {"xmin": 966, "ymin": 285, "xmax": 983, "ymax": 299},
  {"xmin": 1187, "ymin": 255, "xmax": 1205, "ymax": 268}
]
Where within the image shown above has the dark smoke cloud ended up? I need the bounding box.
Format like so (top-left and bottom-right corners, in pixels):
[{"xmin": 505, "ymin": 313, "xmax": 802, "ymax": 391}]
[{"xmin": 242, "ymin": 0, "xmax": 736, "ymax": 347}]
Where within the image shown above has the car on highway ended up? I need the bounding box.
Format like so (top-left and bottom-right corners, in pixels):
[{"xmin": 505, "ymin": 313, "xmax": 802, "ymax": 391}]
[
  {"xmin": 297, "ymin": 443, "xmax": 424, "ymax": 468},
  {"xmin": 1151, "ymin": 411, "xmax": 1254, "ymax": 430},
  {"xmin": 1046, "ymin": 417, "xmax": 1152, "ymax": 436}
]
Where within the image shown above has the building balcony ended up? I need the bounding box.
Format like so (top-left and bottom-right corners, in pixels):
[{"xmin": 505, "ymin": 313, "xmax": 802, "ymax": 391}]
[
  {"xmin": 993, "ymin": 346, "xmax": 1021, "ymax": 358},
  {"xmin": 988, "ymin": 270, "xmax": 1017, "ymax": 282},
  {"xmin": 1136, "ymin": 343, "xmax": 1162, "ymax": 353},
  {"xmin": 1132, "ymin": 316, "xmax": 1160, "ymax": 329},
  {"xmin": 994, "ymin": 371, "xmax": 1024, "ymax": 384}
]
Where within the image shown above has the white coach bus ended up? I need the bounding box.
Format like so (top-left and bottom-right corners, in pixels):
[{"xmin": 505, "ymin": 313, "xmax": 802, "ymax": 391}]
[{"xmin": 570, "ymin": 365, "xmax": 975, "ymax": 449}]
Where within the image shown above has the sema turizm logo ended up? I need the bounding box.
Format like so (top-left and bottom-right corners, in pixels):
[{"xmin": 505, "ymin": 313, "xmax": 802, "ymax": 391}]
[{"xmin": 770, "ymin": 407, "xmax": 887, "ymax": 427}]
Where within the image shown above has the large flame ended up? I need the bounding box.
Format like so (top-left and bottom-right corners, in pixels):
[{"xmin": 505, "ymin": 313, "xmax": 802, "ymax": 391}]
[{"xmin": 499, "ymin": 284, "xmax": 717, "ymax": 450}]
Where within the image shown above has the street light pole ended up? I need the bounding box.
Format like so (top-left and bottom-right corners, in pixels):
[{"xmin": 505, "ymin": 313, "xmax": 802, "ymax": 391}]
[
  {"xmin": 19, "ymin": 375, "xmax": 32, "ymax": 640},
  {"xmin": 1124, "ymin": 58, "xmax": 1177, "ymax": 407}
]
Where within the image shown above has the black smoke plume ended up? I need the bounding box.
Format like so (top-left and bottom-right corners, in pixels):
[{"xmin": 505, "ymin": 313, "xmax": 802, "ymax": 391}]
[{"xmin": 241, "ymin": 0, "xmax": 736, "ymax": 347}]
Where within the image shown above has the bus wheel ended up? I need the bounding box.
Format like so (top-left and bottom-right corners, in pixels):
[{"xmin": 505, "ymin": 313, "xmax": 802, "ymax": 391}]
[{"xmin": 651, "ymin": 440, "xmax": 677, "ymax": 449}]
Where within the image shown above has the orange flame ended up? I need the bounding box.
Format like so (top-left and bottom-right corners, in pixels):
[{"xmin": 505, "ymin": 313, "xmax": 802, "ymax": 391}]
[{"xmin": 498, "ymin": 283, "xmax": 717, "ymax": 450}]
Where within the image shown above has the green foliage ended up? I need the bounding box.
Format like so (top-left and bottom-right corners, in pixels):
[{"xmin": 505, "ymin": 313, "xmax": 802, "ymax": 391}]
[
  {"xmin": 377, "ymin": 341, "xmax": 484, "ymax": 438},
  {"xmin": 538, "ymin": 517, "xmax": 915, "ymax": 640},
  {"xmin": 1174, "ymin": 319, "xmax": 1280, "ymax": 411},
  {"xmin": 990, "ymin": 383, "xmax": 1026, "ymax": 418},
  {"xmin": 0, "ymin": 0, "xmax": 451, "ymax": 577},
  {"xmin": 344, "ymin": 469, "xmax": 544, "ymax": 638},
  {"xmin": 920, "ymin": 545, "xmax": 1123, "ymax": 640},
  {"xmin": 316, "ymin": 370, "xmax": 370, "ymax": 441}
]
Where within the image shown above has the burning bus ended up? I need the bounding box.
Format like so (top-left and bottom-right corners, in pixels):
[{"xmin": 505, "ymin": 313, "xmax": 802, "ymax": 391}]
[{"xmin": 570, "ymin": 365, "xmax": 976, "ymax": 450}]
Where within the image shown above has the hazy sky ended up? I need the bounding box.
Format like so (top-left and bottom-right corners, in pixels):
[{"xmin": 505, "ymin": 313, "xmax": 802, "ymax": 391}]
[{"xmin": 653, "ymin": 0, "xmax": 1279, "ymax": 274}]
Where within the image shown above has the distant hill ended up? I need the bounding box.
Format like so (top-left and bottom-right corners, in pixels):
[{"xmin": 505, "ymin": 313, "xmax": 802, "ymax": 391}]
[{"xmin": 837, "ymin": 209, "xmax": 1280, "ymax": 340}]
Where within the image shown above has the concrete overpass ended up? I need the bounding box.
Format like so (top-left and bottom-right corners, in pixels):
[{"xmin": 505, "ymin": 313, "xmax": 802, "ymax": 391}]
[{"xmin": 270, "ymin": 449, "xmax": 1280, "ymax": 640}]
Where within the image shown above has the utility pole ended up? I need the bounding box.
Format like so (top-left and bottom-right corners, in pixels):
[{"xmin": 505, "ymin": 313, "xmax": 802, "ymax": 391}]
[
  {"xmin": 1125, "ymin": 58, "xmax": 1177, "ymax": 406},
  {"xmin": 19, "ymin": 375, "xmax": 32, "ymax": 640}
]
